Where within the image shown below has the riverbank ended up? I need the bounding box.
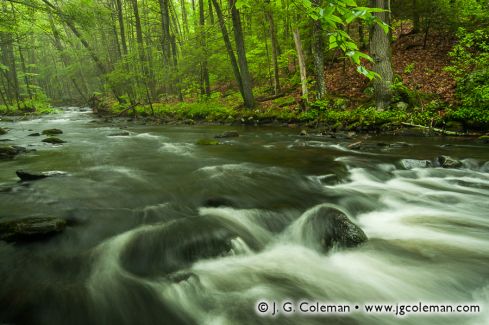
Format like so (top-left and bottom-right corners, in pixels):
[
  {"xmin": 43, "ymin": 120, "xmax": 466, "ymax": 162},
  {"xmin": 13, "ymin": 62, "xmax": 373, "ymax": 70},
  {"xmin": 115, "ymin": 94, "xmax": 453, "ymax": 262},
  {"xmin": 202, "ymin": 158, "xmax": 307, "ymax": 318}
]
[{"xmin": 87, "ymin": 94, "xmax": 489, "ymax": 136}]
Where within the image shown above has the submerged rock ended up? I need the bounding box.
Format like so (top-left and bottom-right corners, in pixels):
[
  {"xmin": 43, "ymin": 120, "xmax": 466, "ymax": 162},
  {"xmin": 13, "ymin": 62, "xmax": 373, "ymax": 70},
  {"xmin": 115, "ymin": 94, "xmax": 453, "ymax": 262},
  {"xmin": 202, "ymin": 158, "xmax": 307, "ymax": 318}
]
[
  {"xmin": 0, "ymin": 145, "xmax": 28, "ymax": 159},
  {"xmin": 16, "ymin": 170, "xmax": 67, "ymax": 181},
  {"xmin": 42, "ymin": 128, "xmax": 63, "ymax": 136},
  {"xmin": 301, "ymin": 206, "xmax": 367, "ymax": 252},
  {"xmin": 437, "ymin": 155, "xmax": 462, "ymax": 169},
  {"xmin": 215, "ymin": 131, "xmax": 239, "ymax": 138},
  {"xmin": 42, "ymin": 137, "xmax": 66, "ymax": 144},
  {"xmin": 0, "ymin": 216, "xmax": 66, "ymax": 242},
  {"xmin": 28, "ymin": 132, "xmax": 41, "ymax": 137},
  {"xmin": 120, "ymin": 215, "xmax": 260, "ymax": 277},
  {"xmin": 477, "ymin": 135, "xmax": 489, "ymax": 144},
  {"xmin": 108, "ymin": 131, "xmax": 130, "ymax": 136},
  {"xmin": 400, "ymin": 159, "xmax": 432, "ymax": 169},
  {"xmin": 299, "ymin": 130, "xmax": 308, "ymax": 136},
  {"xmin": 196, "ymin": 138, "xmax": 220, "ymax": 145},
  {"xmin": 0, "ymin": 127, "xmax": 7, "ymax": 135},
  {"xmin": 202, "ymin": 197, "xmax": 237, "ymax": 208}
]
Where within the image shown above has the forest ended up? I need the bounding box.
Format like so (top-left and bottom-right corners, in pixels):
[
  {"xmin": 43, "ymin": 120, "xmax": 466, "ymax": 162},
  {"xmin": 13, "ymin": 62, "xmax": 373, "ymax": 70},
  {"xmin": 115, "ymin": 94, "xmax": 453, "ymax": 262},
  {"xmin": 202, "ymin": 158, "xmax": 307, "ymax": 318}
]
[
  {"xmin": 0, "ymin": 0, "xmax": 488, "ymax": 133},
  {"xmin": 1, "ymin": 1, "xmax": 489, "ymax": 324}
]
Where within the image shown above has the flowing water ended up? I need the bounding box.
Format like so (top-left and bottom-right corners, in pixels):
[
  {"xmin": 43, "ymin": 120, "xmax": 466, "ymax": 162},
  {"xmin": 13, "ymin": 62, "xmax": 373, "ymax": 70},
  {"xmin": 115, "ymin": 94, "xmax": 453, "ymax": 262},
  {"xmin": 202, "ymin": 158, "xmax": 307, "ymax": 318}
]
[{"xmin": 0, "ymin": 108, "xmax": 488, "ymax": 325}]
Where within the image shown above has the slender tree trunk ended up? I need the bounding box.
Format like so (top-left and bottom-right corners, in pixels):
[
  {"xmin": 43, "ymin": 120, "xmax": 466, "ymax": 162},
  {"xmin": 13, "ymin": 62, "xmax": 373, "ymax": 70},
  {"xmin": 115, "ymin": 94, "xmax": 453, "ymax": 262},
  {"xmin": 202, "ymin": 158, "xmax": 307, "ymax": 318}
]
[
  {"xmin": 229, "ymin": 0, "xmax": 254, "ymax": 108},
  {"xmin": 115, "ymin": 0, "xmax": 128, "ymax": 55},
  {"xmin": 158, "ymin": 0, "xmax": 172, "ymax": 65},
  {"xmin": 369, "ymin": 0, "xmax": 393, "ymax": 110},
  {"xmin": 311, "ymin": 0, "xmax": 326, "ymax": 99},
  {"xmin": 265, "ymin": 1, "xmax": 280, "ymax": 95},
  {"xmin": 199, "ymin": 0, "xmax": 210, "ymax": 96},
  {"xmin": 412, "ymin": 0, "xmax": 420, "ymax": 33},
  {"xmin": 180, "ymin": 0, "xmax": 190, "ymax": 37},
  {"xmin": 293, "ymin": 28, "xmax": 308, "ymax": 100},
  {"xmin": 18, "ymin": 46, "xmax": 33, "ymax": 99},
  {"xmin": 210, "ymin": 0, "xmax": 244, "ymax": 99}
]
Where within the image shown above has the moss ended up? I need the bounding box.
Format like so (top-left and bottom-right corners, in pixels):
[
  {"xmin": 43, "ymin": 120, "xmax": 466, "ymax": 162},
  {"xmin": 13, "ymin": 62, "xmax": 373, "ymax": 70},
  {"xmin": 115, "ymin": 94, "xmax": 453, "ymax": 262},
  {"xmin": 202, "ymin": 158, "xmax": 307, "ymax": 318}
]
[{"xmin": 196, "ymin": 138, "xmax": 220, "ymax": 145}]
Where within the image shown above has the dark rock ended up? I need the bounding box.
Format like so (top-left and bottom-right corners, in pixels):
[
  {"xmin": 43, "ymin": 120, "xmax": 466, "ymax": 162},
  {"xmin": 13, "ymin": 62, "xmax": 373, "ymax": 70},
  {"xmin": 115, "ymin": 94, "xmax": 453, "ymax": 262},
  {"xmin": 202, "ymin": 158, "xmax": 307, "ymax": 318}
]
[
  {"xmin": 0, "ymin": 216, "xmax": 66, "ymax": 242},
  {"xmin": 299, "ymin": 130, "xmax": 308, "ymax": 136},
  {"xmin": 203, "ymin": 197, "xmax": 237, "ymax": 208},
  {"xmin": 301, "ymin": 206, "xmax": 367, "ymax": 252},
  {"xmin": 16, "ymin": 170, "xmax": 67, "ymax": 181},
  {"xmin": 28, "ymin": 132, "xmax": 41, "ymax": 137},
  {"xmin": 196, "ymin": 138, "xmax": 220, "ymax": 145},
  {"xmin": 0, "ymin": 145, "xmax": 27, "ymax": 159},
  {"xmin": 120, "ymin": 215, "xmax": 260, "ymax": 277},
  {"xmin": 477, "ymin": 135, "xmax": 489, "ymax": 144},
  {"xmin": 400, "ymin": 159, "xmax": 432, "ymax": 169},
  {"xmin": 215, "ymin": 131, "xmax": 239, "ymax": 138},
  {"xmin": 42, "ymin": 128, "xmax": 63, "ymax": 136},
  {"xmin": 42, "ymin": 137, "xmax": 66, "ymax": 144},
  {"xmin": 437, "ymin": 155, "xmax": 463, "ymax": 168},
  {"xmin": 0, "ymin": 138, "xmax": 12, "ymax": 142},
  {"xmin": 108, "ymin": 131, "xmax": 130, "ymax": 136},
  {"xmin": 0, "ymin": 127, "xmax": 7, "ymax": 135}
]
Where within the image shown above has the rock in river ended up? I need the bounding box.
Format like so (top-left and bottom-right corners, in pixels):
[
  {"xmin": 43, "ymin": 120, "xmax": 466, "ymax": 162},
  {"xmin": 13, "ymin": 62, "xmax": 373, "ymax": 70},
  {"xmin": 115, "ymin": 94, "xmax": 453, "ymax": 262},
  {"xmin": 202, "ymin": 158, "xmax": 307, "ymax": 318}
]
[
  {"xmin": 42, "ymin": 137, "xmax": 66, "ymax": 144},
  {"xmin": 0, "ymin": 145, "xmax": 28, "ymax": 159},
  {"xmin": 0, "ymin": 216, "xmax": 66, "ymax": 242},
  {"xmin": 196, "ymin": 138, "xmax": 220, "ymax": 145},
  {"xmin": 16, "ymin": 170, "xmax": 67, "ymax": 181},
  {"xmin": 215, "ymin": 131, "xmax": 239, "ymax": 138},
  {"xmin": 0, "ymin": 127, "xmax": 7, "ymax": 135},
  {"xmin": 108, "ymin": 131, "xmax": 130, "ymax": 136},
  {"xmin": 300, "ymin": 206, "xmax": 367, "ymax": 252},
  {"xmin": 437, "ymin": 155, "xmax": 462, "ymax": 169},
  {"xmin": 42, "ymin": 128, "xmax": 63, "ymax": 136},
  {"xmin": 401, "ymin": 159, "xmax": 432, "ymax": 169},
  {"xmin": 28, "ymin": 132, "xmax": 41, "ymax": 137}
]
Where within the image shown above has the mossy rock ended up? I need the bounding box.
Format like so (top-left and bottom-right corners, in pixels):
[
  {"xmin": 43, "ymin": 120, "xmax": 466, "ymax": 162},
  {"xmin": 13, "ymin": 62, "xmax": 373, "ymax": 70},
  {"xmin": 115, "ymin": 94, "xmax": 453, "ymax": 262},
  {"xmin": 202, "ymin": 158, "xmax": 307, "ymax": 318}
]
[
  {"xmin": 478, "ymin": 135, "xmax": 489, "ymax": 144},
  {"xmin": 42, "ymin": 137, "xmax": 66, "ymax": 144},
  {"xmin": 0, "ymin": 216, "xmax": 67, "ymax": 242},
  {"xmin": 42, "ymin": 128, "xmax": 63, "ymax": 136},
  {"xmin": 196, "ymin": 138, "xmax": 220, "ymax": 145},
  {"xmin": 0, "ymin": 127, "xmax": 7, "ymax": 135},
  {"xmin": 0, "ymin": 146, "xmax": 19, "ymax": 159}
]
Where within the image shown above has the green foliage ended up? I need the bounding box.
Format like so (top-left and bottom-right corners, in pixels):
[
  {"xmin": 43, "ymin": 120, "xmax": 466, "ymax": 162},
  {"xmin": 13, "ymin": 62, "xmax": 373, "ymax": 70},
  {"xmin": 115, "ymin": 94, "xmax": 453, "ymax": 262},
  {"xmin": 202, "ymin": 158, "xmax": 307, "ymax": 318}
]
[{"xmin": 446, "ymin": 27, "xmax": 489, "ymax": 126}]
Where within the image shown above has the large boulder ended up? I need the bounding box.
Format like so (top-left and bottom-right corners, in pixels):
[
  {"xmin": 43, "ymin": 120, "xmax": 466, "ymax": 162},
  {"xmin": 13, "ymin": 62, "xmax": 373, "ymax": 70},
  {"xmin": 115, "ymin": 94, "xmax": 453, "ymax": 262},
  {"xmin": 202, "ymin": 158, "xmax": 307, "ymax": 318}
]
[
  {"xmin": 300, "ymin": 206, "xmax": 367, "ymax": 252},
  {"xmin": 42, "ymin": 128, "xmax": 63, "ymax": 136},
  {"xmin": 400, "ymin": 159, "xmax": 432, "ymax": 169},
  {"xmin": 16, "ymin": 170, "xmax": 67, "ymax": 181},
  {"xmin": 0, "ymin": 216, "xmax": 66, "ymax": 242},
  {"xmin": 0, "ymin": 145, "xmax": 27, "ymax": 159},
  {"xmin": 120, "ymin": 215, "xmax": 260, "ymax": 277},
  {"xmin": 108, "ymin": 131, "xmax": 130, "ymax": 136},
  {"xmin": 42, "ymin": 137, "xmax": 66, "ymax": 144},
  {"xmin": 437, "ymin": 155, "xmax": 462, "ymax": 168},
  {"xmin": 0, "ymin": 127, "xmax": 7, "ymax": 135}
]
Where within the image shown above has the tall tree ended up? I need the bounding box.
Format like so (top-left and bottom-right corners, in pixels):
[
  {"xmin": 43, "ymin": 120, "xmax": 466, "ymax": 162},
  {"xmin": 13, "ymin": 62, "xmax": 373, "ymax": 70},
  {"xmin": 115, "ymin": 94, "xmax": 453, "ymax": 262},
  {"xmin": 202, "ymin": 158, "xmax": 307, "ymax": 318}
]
[
  {"xmin": 311, "ymin": 0, "xmax": 326, "ymax": 99},
  {"xmin": 229, "ymin": 0, "xmax": 254, "ymax": 108},
  {"xmin": 369, "ymin": 0, "xmax": 393, "ymax": 110}
]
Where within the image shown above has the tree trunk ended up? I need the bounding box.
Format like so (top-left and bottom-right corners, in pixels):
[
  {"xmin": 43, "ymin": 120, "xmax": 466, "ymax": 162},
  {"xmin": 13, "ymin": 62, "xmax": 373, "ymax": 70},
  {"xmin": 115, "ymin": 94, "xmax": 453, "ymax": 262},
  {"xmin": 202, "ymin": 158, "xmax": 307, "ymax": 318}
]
[
  {"xmin": 158, "ymin": 0, "xmax": 172, "ymax": 65},
  {"xmin": 115, "ymin": 0, "xmax": 128, "ymax": 55},
  {"xmin": 199, "ymin": 0, "xmax": 210, "ymax": 96},
  {"xmin": 311, "ymin": 0, "xmax": 326, "ymax": 99},
  {"xmin": 412, "ymin": 0, "xmax": 420, "ymax": 33},
  {"xmin": 210, "ymin": 0, "xmax": 244, "ymax": 99},
  {"xmin": 229, "ymin": 0, "xmax": 255, "ymax": 108},
  {"xmin": 18, "ymin": 46, "xmax": 33, "ymax": 99},
  {"xmin": 265, "ymin": 1, "xmax": 280, "ymax": 95},
  {"xmin": 369, "ymin": 0, "xmax": 393, "ymax": 110},
  {"xmin": 293, "ymin": 28, "xmax": 308, "ymax": 100}
]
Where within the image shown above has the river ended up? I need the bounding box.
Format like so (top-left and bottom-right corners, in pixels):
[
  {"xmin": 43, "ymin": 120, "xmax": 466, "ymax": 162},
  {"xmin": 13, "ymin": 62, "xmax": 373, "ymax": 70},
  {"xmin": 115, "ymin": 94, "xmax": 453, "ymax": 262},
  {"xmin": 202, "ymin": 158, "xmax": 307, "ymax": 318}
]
[{"xmin": 0, "ymin": 107, "xmax": 488, "ymax": 325}]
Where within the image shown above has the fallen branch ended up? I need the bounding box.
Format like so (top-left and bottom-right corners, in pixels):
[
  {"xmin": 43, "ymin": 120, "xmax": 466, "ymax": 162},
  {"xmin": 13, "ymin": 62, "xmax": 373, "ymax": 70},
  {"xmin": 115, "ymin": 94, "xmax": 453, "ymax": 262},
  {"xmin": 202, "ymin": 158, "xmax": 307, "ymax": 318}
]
[{"xmin": 401, "ymin": 122, "xmax": 465, "ymax": 136}]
